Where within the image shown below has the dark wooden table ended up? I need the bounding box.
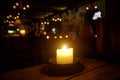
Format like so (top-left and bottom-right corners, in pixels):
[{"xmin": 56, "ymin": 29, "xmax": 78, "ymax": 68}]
[{"xmin": 0, "ymin": 57, "xmax": 120, "ymax": 80}]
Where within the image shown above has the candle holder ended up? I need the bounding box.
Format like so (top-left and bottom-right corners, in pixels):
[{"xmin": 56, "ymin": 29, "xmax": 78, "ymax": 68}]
[{"xmin": 41, "ymin": 57, "xmax": 84, "ymax": 76}]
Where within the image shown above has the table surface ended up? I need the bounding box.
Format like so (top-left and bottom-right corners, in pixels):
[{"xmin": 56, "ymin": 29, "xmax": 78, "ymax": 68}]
[{"xmin": 0, "ymin": 57, "xmax": 120, "ymax": 80}]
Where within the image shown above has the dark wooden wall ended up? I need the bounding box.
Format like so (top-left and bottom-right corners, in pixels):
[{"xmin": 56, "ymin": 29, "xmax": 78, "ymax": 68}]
[{"xmin": 104, "ymin": 0, "xmax": 120, "ymax": 61}]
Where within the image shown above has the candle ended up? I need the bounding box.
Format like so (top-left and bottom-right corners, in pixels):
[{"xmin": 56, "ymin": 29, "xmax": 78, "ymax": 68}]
[{"xmin": 56, "ymin": 45, "xmax": 73, "ymax": 64}]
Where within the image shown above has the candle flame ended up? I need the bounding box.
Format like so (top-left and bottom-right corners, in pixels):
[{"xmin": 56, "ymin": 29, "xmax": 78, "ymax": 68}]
[{"xmin": 63, "ymin": 45, "xmax": 67, "ymax": 49}]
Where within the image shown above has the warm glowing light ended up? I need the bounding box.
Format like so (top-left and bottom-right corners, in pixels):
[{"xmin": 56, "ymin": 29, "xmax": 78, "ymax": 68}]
[
  {"xmin": 57, "ymin": 18, "xmax": 60, "ymax": 20},
  {"xmin": 17, "ymin": 28, "xmax": 19, "ymax": 31},
  {"xmin": 56, "ymin": 45, "xmax": 73, "ymax": 64},
  {"xmin": 56, "ymin": 18, "xmax": 62, "ymax": 21},
  {"xmin": 95, "ymin": 35, "xmax": 97, "ymax": 38},
  {"xmin": 26, "ymin": 5, "xmax": 30, "ymax": 8},
  {"xmin": 86, "ymin": 7, "xmax": 89, "ymax": 10},
  {"xmin": 16, "ymin": 16, "xmax": 19, "ymax": 18},
  {"xmin": 44, "ymin": 22, "xmax": 46, "ymax": 24},
  {"xmin": 7, "ymin": 16, "xmax": 10, "ymax": 19},
  {"xmin": 9, "ymin": 15, "xmax": 12, "ymax": 17},
  {"xmin": 20, "ymin": 30, "xmax": 26, "ymax": 36},
  {"xmin": 15, "ymin": 3, "xmax": 19, "ymax": 6},
  {"xmin": 9, "ymin": 21, "xmax": 11, "ymax": 24},
  {"xmin": 14, "ymin": 17, "xmax": 17, "ymax": 19},
  {"xmin": 8, "ymin": 23, "xmax": 14, "ymax": 27},
  {"xmin": 13, "ymin": 5, "xmax": 16, "ymax": 9},
  {"xmin": 23, "ymin": 7, "xmax": 26, "ymax": 10},
  {"xmin": 12, "ymin": 2, "xmax": 30, "ymax": 10},
  {"xmin": 54, "ymin": 19, "xmax": 57, "ymax": 22},
  {"xmin": 59, "ymin": 18, "xmax": 62, "ymax": 21},
  {"xmin": 46, "ymin": 35, "xmax": 50, "ymax": 39},
  {"xmin": 41, "ymin": 22, "xmax": 43, "ymax": 24},
  {"xmin": 54, "ymin": 36, "xmax": 57, "ymax": 39},
  {"xmin": 52, "ymin": 18, "xmax": 55, "ymax": 21},
  {"xmin": 14, "ymin": 19, "xmax": 22, "ymax": 25},
  {"xmin": 11, "ymin": 21, "xmax": 14, "ymax": 23},
  {"xmin": 59, "ymin": 36, "xmax": 62, "ymax": 39},
  {"xmin": 43, "ymin": 31, "xmax": 47, "ymax": 35},
  {"xmin": 47, "ymin": 22, "xmax": 49, "ymax": 24},
  {"xmin": 65, "ymin": 35, "xmax": 68, "ymax": 38},
  {"xmin": 94, "ymin": 5, "xmax": 98, "ymax": 9},
  {"xmin": 6, "ymin": 20, "xmax": 9, "ymax": 22}
]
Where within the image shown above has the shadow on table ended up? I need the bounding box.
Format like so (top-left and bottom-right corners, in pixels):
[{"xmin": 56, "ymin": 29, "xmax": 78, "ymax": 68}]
[{"xmin": 40, "ymin": 63, "xmax": 84, "ymax": 76}]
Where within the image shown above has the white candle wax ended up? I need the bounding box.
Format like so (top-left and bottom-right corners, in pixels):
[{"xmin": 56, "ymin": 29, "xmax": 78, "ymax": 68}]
[{"xmin": 56, "ymin": 46, "xmax": 73, "ymax": 64}]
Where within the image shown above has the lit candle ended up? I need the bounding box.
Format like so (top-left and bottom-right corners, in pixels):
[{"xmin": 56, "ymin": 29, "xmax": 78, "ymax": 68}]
[{"xmin": 56, "ymin": 45, "xmax": 73, "ymax": 64}]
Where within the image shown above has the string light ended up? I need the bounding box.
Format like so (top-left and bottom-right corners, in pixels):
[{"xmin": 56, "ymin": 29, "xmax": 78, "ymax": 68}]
[{"xmin": 12, "ymin": 1, "xmax": 30, "ymax": 10}]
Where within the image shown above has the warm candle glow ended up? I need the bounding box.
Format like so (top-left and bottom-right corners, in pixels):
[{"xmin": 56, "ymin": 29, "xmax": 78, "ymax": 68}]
[
  {"xmin": 56, "ymin": 45, "xmax": 73, "ymax": 64},
  {"xmin": 46, "ymin": 35, "xmax": 50, "ymax": 39}
]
